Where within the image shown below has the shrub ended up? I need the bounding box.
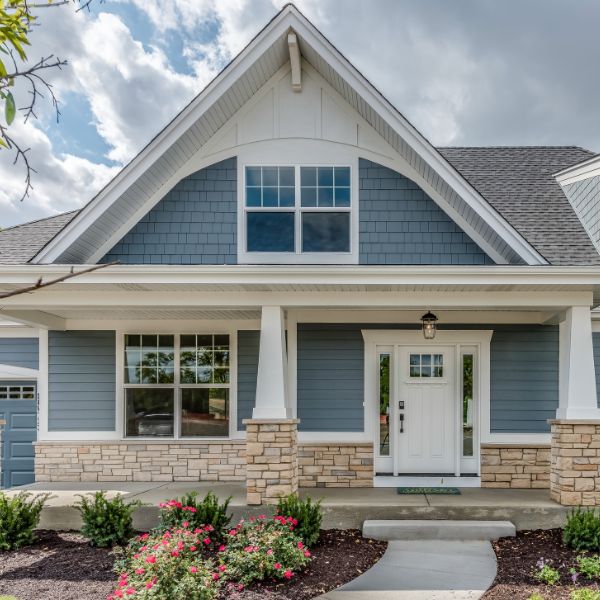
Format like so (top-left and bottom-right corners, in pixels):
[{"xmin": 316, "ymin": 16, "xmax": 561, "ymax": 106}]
[
  {"xmin": 158, "ymin": 491, "xmax": 231, "ymax": 540},
  {"xmin": 110, "ymin": 526, "xmax": 221, "ymax": 600},
  {"xmin": 276, "ymin": 493, "xmax": 322, "ymax": 546},
  {"xmin": 75, "ymin": 491, "xmax": 141, "ymax": 548},
  {"xmin": 564, "ymin": 509, "xmax": 600, "ymax": 552},
  {"xmin": 533, "ymin": 558, "xmax": 560, "ymax": 585},
  {"xmin": 576, "ymin": 555, "xmax": 600, "ymax": 580},
  {"xmin": 219, "ymin": 515, "xmax": 312, "ymax": 585},
  {"xmin": 571, "ymin": 590, "xmax": 600, "ymax": 600},
  {"xmin": 527, "ymin": 594, "xmax": 545, "ymax": 600},
  {"xmin": 0, "ymin": 491, "xmax": 51, "ymax": 551}
]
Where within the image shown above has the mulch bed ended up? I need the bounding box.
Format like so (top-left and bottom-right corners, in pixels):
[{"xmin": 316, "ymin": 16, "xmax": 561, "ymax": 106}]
[
  {"xmin": 0, "ymin": 529, "xmax": 386, "ymax": 600},
  {"xmin": 483, "ymin": 528, "xmax": 600, "ymax": 600}
]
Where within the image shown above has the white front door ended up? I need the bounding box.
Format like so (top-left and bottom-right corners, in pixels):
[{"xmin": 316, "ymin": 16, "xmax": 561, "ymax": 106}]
[{"xmin": 397, "ymin": 346, "xmax": 455, "ymax": 474}]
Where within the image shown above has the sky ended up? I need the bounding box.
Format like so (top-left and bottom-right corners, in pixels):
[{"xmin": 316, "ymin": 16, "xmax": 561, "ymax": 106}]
[{"xmin": 1, "ymin": 0, "xmax": 599, "ymax": 228}]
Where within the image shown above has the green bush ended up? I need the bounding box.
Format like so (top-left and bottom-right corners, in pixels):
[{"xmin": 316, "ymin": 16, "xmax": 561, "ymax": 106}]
[
  {"xmin": 571, "ymin": 589, "xmax": 600, "ymax": 600},
  {"xmin": 533, "ymin": 557, "xmax": 560, "ymax": 585},
  {"xmin": 527, "ymin": 594, "xmax": 545, "ymax": 600},
  {"xmin": 576, "ymin": 554, "xmax": 600, "ymax": 579},
  {"xmin": 75, "ymin": 491, "xmax": 140, "ymax": 548},
  {"xmin": 110, "ymin": 527, "xmax": 220, "ymax": 600},
  {"xmin": 564, "ymin": 508, "xmax": 600, "ymax": 551},
  {"xmin": 276, "ymin": 493, "xmax": 322, "ymax": 546},
  {"xmin": 0, "ymin": 491, "xmax": 51, "ymax": 551},
  {"xmin": 219, "ymin": 515, "xmax": 311, "ymax": 586},
  {"xmin": 158, "ymin": 491, "xmax": 231, "ymax": 540}
]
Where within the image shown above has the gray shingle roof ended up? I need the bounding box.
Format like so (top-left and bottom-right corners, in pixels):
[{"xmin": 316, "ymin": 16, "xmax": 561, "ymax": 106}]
[
  {"xmin": 438, "ymin": 146, "xmax": 600, "ymax": 265},
  {"xmin": 0, "ymin": 147, "xmax": 598, "ymax": 265},
  {"xmin": 0, "ymin": 211, "xmax": 78, "ymax": 265}
]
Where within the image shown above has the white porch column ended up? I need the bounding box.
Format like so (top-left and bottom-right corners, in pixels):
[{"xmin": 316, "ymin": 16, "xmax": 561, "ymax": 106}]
[
  {"xmin": 556, "ymin": 306, "xmax": 600, "ymax": 419},
  {"xmin": 252, "ymin": 306, "xmax": 289, "ymax": 419}
]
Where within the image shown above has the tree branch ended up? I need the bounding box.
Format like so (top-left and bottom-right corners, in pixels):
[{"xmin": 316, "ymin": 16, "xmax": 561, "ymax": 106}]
[{"xmin": 0, "ymin": 261, "xmax": 119, "ymax": 300}]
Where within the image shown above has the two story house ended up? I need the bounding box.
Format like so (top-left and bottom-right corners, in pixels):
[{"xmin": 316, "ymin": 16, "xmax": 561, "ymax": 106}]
[{"xmin": 1, "ymin": 4, "xmax": 600, "ymax": 506}]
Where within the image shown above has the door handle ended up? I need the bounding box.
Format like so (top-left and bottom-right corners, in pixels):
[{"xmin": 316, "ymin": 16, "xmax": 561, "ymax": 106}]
[{"xmin": 399, "ymin": 413, "xmax": 404, "ymax": 434}]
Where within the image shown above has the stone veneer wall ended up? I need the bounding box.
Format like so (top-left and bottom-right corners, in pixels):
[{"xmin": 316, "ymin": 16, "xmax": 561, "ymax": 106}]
[
  {"xmin": 298, "ymin": 443, "xmax": 373, "ymax": 487},
  {"xmin": 550, "ymin": 420, "xmax": 600, "ymax": 506},
  {"xmin": 244, "ymin": 419, "xmax": 299, "ymax": 505},
  {"xmin": 34, "ymin": 441, "xmax": 246, "ymax": 483},
  {"xmin": 481, "ymin": 444, "xmax": 550, "ymax": 488}
]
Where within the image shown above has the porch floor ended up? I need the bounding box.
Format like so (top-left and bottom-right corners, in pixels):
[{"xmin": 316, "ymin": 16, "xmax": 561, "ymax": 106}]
[{"xmin": 7, "ymin": 482, "xmax": 567, "ymax": 531}]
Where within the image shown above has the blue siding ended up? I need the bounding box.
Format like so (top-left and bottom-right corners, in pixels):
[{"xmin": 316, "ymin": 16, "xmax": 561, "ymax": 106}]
[
  {"xmin": 359, "ymin": 159, "xmax": 494, "ymax": 265},
  {"xmin": 0, "ymin": 337, "xmax": 38, "ymax": 370},
  {"xmin": 102, "ymin": 158, "xmax": 237, "ymax": 264},
  {"xmin": 296, "ymin": 323, "xmax": 557, "ymax": 433},
  {"xmin": 297, "ymin": 324, "xmax": 365, "ymax": 432},
  {"xmin": 48, "ymin": 331, "xmax": 116, "ymax": 431},
  {"xmin": 593, "ymin": 332, "xmax": 600, "ymax": 406},
  {"xmin": 237, "ymin": 330, "xmax": 259, "ymax": 429}
]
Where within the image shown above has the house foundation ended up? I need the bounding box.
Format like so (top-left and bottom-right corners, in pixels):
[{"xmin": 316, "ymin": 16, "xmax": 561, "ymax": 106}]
[{"xmin": 481, "ymin": 444, "xmax": 550, "ymax": 489}]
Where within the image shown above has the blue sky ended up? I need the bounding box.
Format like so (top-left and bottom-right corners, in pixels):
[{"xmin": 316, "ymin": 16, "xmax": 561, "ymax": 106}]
[{"xmin": 1, "ymin": 0, "xmax": 599, "ymax": 228}]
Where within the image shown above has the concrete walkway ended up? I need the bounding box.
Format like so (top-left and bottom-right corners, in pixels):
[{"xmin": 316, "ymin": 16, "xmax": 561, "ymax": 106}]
[{"xmin": 319, "ymin": 540, "xmax": 497, "ymax": 600}]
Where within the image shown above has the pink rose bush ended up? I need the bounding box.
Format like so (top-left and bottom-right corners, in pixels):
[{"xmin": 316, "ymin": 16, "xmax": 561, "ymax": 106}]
[
  {"xmin": 110, "ymin": 526, "xmax": 221, "ymax": 600},
  {"xmin": 218, "ymin": 515, "xmax": 312, "ymax": 585}
]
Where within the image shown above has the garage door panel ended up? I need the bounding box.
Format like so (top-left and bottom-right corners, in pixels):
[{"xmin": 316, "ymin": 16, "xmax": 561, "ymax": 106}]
[{"xmin": 1, "ymin": 381, "xmax": 37, "ymax": 489}]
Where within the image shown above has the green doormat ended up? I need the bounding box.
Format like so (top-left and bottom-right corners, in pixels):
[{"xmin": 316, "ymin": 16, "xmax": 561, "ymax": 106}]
[{"xmin": 397, "ymin": 487, "xmax": 461, "ymax": 495}]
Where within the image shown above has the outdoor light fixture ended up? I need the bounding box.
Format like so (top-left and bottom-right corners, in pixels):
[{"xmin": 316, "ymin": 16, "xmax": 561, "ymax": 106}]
[{"xmin": 421, "ymin": 311, "xmax": 438, "ymax": 339}]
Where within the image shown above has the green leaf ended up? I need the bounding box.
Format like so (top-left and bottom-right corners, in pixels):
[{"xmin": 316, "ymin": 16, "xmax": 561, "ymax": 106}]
[{"xmin": 5, "ymin": 89, "xmax": 15, "ymax": 125}]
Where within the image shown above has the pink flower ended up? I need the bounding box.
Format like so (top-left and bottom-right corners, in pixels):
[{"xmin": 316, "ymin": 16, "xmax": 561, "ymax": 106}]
[
  {"xmin": 219, "ymin": 565, "xmax": 226, "ymax": 572},
  {"xmin": 212, "ymin": 573, "xmax": 220, "ymax": 581},
  {"xmin": 189, "ymin": 566, "xmax": 198, "ymax": 574},
  {"xmin": 134, "ymin": 568, "xmax": 145, "ymax": 575},
  {"xmin": 229, "ymin": 529, "xmax": 238, "ymax": 536},
  {"xmin": 190, "ymin": 546, "xmax": 197, "ymax": 552},
  {"xmin": 274, "ymin": 563, "xmax": 281, "ymax": 570},
  {"xmin": 267, "ymin": 548, "xmax": 273, "ymax": 556},
  {"xmin": 182, "ymin": 521, "xmax": 189, "ymax": 528},
  {"xmin": 258, "ymin": 514, "xmax": 266, "ymax": 519},
  {"xmin": 297, "ymin": 541, "xmax": 304, "ymax": 549},
  {"xmin": 177, "ymin": 541, "xmax": 184, "ymax": 550},
  {"xmin": 114, "ymin": 591, "xmax": 123, "ymax": 599},
  {"xmin": 145, "ymin": 555, "xmax": 156, "ymax": 564},
  {"xmin": 304, "ymin": 550, "xmax": 311, "ymax": 557},
  {"xmin": 284, "ymin": 570, "xmax": 293, "ymax": 580},
  {"xmin": 218, "ymin": 545, "xmax": 226, "ymax": 552},
  {"xmin": 145, "ymin": 582, "xmax": 154, "ymax": 590},
  {"xmin": 203, "ymin": 537, "xmax": 211, "ymax": 546},
  {"xmin": 125, "ymin": 589, "xmax": 136, "ymax": 596},
  {"xmin": 171, "ymin": 550, "xmax": 179, "ymax": 557}
]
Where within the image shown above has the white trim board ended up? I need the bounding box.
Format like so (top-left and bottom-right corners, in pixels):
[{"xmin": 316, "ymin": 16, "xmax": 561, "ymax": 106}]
[
  {"xmin": 31, "ymin": 5, "xmax": 545, "ymax": 266},
  {"xmin": 0, "ymin": 364, "xmax": 38, "ymax": 380}
]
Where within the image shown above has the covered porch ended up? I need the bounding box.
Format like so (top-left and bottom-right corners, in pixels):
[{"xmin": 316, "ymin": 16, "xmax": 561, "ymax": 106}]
[{"xmin": 1, "ymin": 264, "xmax": 600, "ymax": 505}]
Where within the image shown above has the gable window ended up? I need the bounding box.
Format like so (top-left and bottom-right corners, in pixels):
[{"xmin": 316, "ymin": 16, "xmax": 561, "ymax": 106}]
[
  {"xmin": 244, "ymin": 165, "xmax": 352, "ymax": 257},
  {"xmin": 124, "ymin": 334, "xmax": 230, "ymax": 438}
]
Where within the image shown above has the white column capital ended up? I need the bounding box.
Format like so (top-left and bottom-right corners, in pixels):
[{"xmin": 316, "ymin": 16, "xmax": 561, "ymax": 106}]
[
  {"xmin": 556, "ymin": 305, "xmax": 600, "ymax": 420},
  {"xmin": 252, "ymin": 306, "xmax": 289, "ymax": 420}
]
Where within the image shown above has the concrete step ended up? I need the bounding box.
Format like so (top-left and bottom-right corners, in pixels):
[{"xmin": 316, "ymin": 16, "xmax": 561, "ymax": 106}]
[{"xmin": 363, "ymin": 519, "xmax": 516, "ymax": 541}]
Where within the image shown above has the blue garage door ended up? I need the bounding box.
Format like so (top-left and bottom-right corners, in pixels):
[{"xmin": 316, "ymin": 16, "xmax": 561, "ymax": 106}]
[{"xmin": 0, "ymin": 381, "xmax": 37, "ymax": 488}]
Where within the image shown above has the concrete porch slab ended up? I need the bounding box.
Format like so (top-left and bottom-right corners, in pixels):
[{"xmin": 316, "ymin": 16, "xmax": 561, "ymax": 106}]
[{"xmin": 3, "ymin": 483, "xmax": 568, "ymax": 531}]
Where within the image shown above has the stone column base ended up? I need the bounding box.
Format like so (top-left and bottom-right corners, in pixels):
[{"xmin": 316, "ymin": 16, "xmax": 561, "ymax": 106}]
[
  {"xmin": 244, "ymin": 418, "xmax": 299, "ymax": 505},
  {"xmin": 550, "ymin": 419, "xmax": 600, "ymax": 506}
]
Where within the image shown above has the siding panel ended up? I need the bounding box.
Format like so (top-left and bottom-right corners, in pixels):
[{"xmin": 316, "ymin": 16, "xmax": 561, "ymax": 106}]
[
  {"xmin": 237, "ymin": 330, "xmax": 259, "ymax": 429},
  {"xmin": 358, "ymin": 158, "xmax": 495, "ymax": 265},
  {"xmin": 593, "ymin": 332, "xmax": 600, "ymax": 405},
  {"xmin": 48, "ymin": 331, "xmax": 116, "ymax": 431},
  {"xmin": 102, "ymin": 158, "xmax": 237, "ymax": 265},
  {"xmin": 0, "ymin": 338, "xmax": 39, "ymax": 370}
]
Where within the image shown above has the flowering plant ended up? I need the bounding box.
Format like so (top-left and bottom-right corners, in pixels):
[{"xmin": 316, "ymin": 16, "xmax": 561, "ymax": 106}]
[
  {"xmin": 218, "ymin": 515, "xmax": 312, "ymax": 585},
  {"xmin": 109, "ymin": 526, "xmax": 221, "ymax": 599},
  {"xmin": 157, "ymin": 491, "xmax": 231, "ymax": 541}
]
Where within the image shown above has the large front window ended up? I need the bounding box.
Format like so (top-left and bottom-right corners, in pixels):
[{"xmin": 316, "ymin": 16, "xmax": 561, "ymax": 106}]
[
  {"xmin": 124, "ymin": 334, "xmax": 230, "ymax": 438},
  {"xmin": 244, "ymin": 165, "xmax": 352, "ymax": 255}
]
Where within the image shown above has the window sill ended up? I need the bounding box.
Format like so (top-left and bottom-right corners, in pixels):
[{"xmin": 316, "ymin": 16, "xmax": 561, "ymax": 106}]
[{"xmin": 238, "ymin": 252, "xmax": 358, "ymax": 265}]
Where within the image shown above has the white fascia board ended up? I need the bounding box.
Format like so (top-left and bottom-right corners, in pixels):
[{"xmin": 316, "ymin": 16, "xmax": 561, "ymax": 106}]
[
  {"xmin": 31, "ymin": 7, "xmax": 297, "ymax": 265},
  {"xmin": 555, "ymin": 154, "xmax": 600, "ymax": 186},
  {"xmin": 1, "ymin": 264, "xmax": 600, "ymax": 287},
  {"xmin": 285, "ymin": 11, "xmax": 547, "ymax": 265},
  {"xmin": 32, "ymin": 5, "xmax": 545, "ymax": 267}
]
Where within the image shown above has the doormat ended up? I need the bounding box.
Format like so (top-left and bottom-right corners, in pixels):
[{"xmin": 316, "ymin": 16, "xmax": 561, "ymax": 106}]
[{"xmin": 397, "ymin": 487, "xmax": 461, "ymax": 495}]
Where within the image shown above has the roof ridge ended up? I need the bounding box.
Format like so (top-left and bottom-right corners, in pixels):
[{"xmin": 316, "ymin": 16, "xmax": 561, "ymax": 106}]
[{"xmin": 0, "ymin": 209, "xmax": 79, "ymax": 233}]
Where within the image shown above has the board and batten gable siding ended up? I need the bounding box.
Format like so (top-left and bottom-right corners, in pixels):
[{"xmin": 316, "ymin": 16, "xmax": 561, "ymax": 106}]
[
  {"xmin": 294, "ymin": 323, "xmax": 557, "ymax": 434},
  {"xmin": 237, "ymin": 330, "xmax": 260, "ymax": 429},
  {"xmin": 358, "ymin": 159, "xmax": 495, "ymax": 265},
  {"xmin": 48, "ymin": 331, "xmax": 116, "ymax": 431},
  {"xmin": 0, "ymin": 338, "xmax": 39, "ymax": 370},
  {"xmin": 101, "ymin": 158, "xmax": 237, "ymax": 264}
]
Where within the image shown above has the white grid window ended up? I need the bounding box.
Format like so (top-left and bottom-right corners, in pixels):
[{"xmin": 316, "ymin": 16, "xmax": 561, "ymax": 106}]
[{"xmin": 0, "ymin": 385, "xmax": 36, "ymax": 400}]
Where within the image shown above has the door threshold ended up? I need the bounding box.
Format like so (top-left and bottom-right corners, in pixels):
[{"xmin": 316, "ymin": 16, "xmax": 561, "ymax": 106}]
[{"xmin": 373, "ymin": 475, "xmax": 481, "ymax": 488}]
